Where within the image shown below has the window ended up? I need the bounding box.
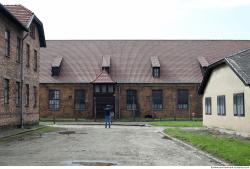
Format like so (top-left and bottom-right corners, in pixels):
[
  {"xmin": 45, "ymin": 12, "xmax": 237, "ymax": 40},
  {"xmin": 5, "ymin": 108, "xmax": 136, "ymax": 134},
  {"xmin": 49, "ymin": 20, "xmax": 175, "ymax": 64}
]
[
  {"xmin": 205, "ymin": 97, "xmax": 212, "ymax": 115},
  {"xmin": 5, "ymin": 30, "xmax": 10, "ymax": 57},
  {"xmin": 177, "ymin": 89, "xmax": 189, "ymax": 109},
  {"xmin": 30, "ymin": 23, "xmax": 36, "ymax": 39},
  {"xmin": 152, "ymin": 67, "xmax": 160, "ymax": 77},
  {"xmin": 16, "ymin": 82, "xmax": 21, "ymax": 107},
  {"xmin": 108, "ymin": 85, "xmax": 114, "ymax": 93},
  {"xmin": 49, "ymin": 90, "xmax": 60, "ymax": 111},
  {"xmin": 127, "ymin": 90, "xmax": 137, "ymax": 110},
  {"xmin": 34, "ymin": 50, "xmax": 38, "ymax": 71},
  {"xmin": 16, "ymin": 37, "xmax": 21, "ymax": 62},
  {"xmin": 26, "ymin": 44, "xmax": 30, "ymax": 67},
  {"xmin": 234, "ymin": 93, "xmax": 244, "ymax": 116},
  {"xmin": 33, "ymin": 86, "xmax": 37, "ymax": 107},
  {"xmin": 102, "ymin": 67, "xmax": 110, "ymax": 74},
  {"xmin": 152, "ymin": 90, "xmax": 163, "ymax": 110},
  {"xmin": 217, "ymin": 95, "xmax": 226, "ymax": 116},
  {"xmin": 101, "ymin": 85, "xmax": 107, "ymax": 93},
  {"xmin": 25, "ymin": 84, "xmax": 29, "ymax": 107},
  {"xmin": 3, "ymin": 79, "xmax": 9, "ymax": 104},
  {"xmin": 95, "ymin": 85, "xmax": 100, "ymax": 93},
  {"xmin": 74, "ymin": 89, "xmax": 85, "ymax": 111}
]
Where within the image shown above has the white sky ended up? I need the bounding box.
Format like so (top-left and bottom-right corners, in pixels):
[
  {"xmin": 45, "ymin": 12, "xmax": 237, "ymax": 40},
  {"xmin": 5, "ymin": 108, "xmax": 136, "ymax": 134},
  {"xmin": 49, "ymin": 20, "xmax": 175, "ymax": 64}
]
[{"xmin": 2, "ymin": 0, "xmax": 250, "ymax": 40}]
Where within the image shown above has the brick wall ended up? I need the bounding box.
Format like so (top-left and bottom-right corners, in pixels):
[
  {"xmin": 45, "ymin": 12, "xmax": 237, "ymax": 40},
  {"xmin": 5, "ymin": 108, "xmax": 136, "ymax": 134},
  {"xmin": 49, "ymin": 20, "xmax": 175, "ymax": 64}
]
[
  {"xmin": 39, "ymin": 84, "xmax": 94, "ymax": 118},
  {"xmin": 0, "ymin": 13, "xmax": 40, "ymax": 127},
  {"xmin": 118, "ymin": 84, "xmax": 202, "ymax": 119},
  {"xmin": 39, "ymin": 83, "xmax": 202, "ymax": 119}
]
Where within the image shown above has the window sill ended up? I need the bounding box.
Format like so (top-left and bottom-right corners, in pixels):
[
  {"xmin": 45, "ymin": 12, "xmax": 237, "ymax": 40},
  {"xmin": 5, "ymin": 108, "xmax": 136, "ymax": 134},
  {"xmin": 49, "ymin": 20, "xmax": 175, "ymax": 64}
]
[
  {"xmin": 234, "ymin": 114, "xmax": 245, "ymax": 117},
  {"xmin": 177, "ymin": 108, "xmax": 188, "ymax": 111},
  {"xmin": 48, "ymin": 109, "xmax": 60, "ymax": 112},
  {"xmin": 152, "ymin": 109, "xmax": 164, "ymax": 111},
  {"xmin": 126, "ymin": 109, "xmax": 137, "ymax": 111}
]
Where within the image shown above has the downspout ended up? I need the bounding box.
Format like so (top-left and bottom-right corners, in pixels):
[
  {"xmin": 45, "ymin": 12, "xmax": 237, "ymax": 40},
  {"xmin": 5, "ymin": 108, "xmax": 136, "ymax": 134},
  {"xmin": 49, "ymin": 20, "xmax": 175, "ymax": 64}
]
[{"xmin": 20, "ymin": 32, "xmax": 29, "ymax": 128}]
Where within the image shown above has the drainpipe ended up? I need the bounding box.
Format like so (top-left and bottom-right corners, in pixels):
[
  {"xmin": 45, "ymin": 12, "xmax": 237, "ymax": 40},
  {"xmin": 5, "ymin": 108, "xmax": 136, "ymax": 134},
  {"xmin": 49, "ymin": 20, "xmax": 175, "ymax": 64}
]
[{"xmin": 20, "ymin": 32, "xmax": 29, "ymax": 128}]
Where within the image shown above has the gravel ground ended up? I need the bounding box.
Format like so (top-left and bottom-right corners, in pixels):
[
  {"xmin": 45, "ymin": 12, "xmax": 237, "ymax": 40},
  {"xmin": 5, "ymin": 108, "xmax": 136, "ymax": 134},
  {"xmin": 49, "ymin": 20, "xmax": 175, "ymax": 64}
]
[{"xmin": 0, "ymin": 125, "xmax": 222, "ymax": 166}]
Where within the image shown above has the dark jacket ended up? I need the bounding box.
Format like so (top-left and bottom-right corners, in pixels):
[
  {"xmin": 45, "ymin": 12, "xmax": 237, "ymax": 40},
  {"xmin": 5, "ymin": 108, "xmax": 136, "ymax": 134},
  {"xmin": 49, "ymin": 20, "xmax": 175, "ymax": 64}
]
[{"xmin": 104, "ymin": 107, "xmax": 111, "ymax": 116}]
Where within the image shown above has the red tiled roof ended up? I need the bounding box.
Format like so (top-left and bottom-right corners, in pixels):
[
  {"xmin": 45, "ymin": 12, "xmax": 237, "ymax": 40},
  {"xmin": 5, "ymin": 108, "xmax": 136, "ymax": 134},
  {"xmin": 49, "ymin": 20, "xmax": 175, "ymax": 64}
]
[
  {"xmin": 92, "ymin": 70, "xmax": 115, "ymax": 83},
  {"xmin": 4, "ymin": 5, "xmax": 33, "ymax": 26},
  {"xmin": 40, "ymin": 40, "xmax": 250, "ymax": 84}
]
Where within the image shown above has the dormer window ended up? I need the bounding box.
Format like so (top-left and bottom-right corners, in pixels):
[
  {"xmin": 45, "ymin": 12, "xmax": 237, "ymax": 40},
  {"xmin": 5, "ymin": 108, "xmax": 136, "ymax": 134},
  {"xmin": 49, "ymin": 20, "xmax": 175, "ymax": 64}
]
[
  {"xmin": 102, "ymin": 67, "xmax": 110, "ymax": 74},
  {"xmin": 151, "ymin": 56, "xmax": 160, "ymax": 78},
  {"xmin": 153, "ymin": 67, "xmax": 160, "ymax": 77},
  {"xmin": 51, "ymin": 56, "xmax": 63, "ymax": 76},
  {"xmin": 102, "ymin": 55, "xmax": 111, "ymax": 74}
]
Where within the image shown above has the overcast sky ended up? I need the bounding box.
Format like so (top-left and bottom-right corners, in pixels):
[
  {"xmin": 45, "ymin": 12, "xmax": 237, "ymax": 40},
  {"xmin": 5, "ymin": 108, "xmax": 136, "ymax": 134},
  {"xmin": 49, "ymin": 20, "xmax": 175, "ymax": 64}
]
[{"xmin": 2, "ymin": 0, "xmax": 250, "ymax": 40}]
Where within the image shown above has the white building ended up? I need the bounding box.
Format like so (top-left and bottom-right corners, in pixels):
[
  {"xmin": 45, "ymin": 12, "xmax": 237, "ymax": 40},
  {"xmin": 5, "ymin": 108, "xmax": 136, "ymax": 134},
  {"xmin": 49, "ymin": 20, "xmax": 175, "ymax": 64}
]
[{"xmin": 199, "ymin": 49, "xmax": 250, "ymax": 137}]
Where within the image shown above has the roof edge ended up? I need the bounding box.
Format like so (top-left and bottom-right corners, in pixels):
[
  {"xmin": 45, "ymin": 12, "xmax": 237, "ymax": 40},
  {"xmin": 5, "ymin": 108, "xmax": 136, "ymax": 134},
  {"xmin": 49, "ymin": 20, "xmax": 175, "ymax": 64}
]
[
  {"xmin": 198, "ymin": 49, "xmax": 250, "ymax": 94},
  {"xmin": 31, "ymin": 15, "xmax": 46, "ymax": 47},
  {"xmin": 0, "ymin": 3, "xmax": 28, "ymax": 31}
]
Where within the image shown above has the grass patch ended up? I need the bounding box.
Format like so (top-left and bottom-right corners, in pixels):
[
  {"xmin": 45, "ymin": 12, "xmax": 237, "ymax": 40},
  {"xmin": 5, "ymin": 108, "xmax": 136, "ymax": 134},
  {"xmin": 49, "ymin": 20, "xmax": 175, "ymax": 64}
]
[
  {"xmin": 0, "ymin": 126, "xmax": 62, "ymax": 144},
  {"xmin": 164, "ymin": 128, "xmax": 250, "ymax": 166},
  {"xmin": 150, "ymin": 121, "xmax": 202, "ymax": 127},
  {"xmin": 40, "ymin": 117, "xmax": 91, "ymax": 122}
]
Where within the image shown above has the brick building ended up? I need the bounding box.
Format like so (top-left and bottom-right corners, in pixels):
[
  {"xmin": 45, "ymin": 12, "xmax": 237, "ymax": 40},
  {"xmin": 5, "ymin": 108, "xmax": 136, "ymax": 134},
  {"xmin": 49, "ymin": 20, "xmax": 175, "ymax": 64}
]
[
  {"xmin": 0, "ymin": 4, "xmax": 46, "ymax": 127},
  {"xmin": 39, "ymin": 40, "xmax": 250, "ymax": 120}
]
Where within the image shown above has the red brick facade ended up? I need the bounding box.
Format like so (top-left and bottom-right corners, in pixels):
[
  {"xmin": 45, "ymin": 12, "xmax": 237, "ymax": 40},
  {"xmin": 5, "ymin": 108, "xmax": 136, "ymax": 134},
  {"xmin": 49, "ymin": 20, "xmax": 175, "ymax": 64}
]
[
  {"xmin": 39, "ymin": 83, "xmax": 202, "ymax": 119},
  {"xmin": 0, "ymin": 11, "xmax": 41, "ymax": 127}
]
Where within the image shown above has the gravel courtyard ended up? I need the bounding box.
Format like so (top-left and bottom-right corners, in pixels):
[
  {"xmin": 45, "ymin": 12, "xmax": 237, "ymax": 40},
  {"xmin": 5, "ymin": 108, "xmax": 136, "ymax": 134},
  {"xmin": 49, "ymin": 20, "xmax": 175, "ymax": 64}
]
[{"xmin": 0, "ymin": 125, "xmax": 222, "ymax": 166}]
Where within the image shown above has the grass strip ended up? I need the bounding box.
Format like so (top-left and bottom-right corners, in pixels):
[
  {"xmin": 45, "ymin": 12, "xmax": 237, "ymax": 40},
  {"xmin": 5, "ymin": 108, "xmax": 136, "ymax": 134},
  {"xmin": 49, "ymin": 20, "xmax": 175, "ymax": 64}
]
[
  {"xmin": 165, "ymin": 128, "xmax": 250, "ymax": 166},
  {"xmin": 150, "ymin": 121, "xmax": 202, "ymax": 127}
]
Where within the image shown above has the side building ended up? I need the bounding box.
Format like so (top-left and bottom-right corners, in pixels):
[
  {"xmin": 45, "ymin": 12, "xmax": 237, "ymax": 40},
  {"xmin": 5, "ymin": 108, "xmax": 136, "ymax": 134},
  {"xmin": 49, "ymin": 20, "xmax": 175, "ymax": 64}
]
[
  {"xmin": 0, "ymin": 4, "xmax": 46, "ymax": 127},
  {"xmin": 199, "ymin": 49, "xmax": 250, "ymax": 137},
  {"xmin": 39, "ymin": 40, "xmax": 250, "ymax": 120}
]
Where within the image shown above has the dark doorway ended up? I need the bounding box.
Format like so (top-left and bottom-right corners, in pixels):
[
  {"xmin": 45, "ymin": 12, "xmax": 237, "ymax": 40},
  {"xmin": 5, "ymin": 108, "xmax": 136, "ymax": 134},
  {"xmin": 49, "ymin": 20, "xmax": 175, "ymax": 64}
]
[{"xmin": 94, "ymin": 84, "xmax": 115, "ymax": 119}]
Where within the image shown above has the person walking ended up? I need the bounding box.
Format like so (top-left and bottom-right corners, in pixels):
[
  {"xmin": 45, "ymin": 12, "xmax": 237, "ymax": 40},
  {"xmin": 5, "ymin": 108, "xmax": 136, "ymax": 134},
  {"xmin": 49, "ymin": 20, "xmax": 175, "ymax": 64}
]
[{"xmin": 104, "ymin": 105, "xmax": 111, "ymax": 128}]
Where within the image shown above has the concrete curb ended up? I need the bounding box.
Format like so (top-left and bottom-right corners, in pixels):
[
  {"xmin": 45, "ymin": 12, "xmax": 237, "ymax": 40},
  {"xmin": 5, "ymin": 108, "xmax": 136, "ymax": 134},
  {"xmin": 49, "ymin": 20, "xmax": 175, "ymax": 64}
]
[
  {"xmin": 160, "ymin": 131, "xmax": 230, "ymax": 166},
  {"xmin": 44, "ymin": 122, "xmax": 146, "ymax": 127},
  {"xmin": 0, "ymin": 126, "xmax": 47, "ymax": 140}
]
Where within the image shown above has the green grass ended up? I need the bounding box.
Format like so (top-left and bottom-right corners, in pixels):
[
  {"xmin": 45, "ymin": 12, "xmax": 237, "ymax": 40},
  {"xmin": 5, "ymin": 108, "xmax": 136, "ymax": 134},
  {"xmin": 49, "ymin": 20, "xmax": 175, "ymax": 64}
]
[
  {"xmin": 150, "ymin": 120, "xmax": 202, "ymax": 127},
  {"xmin": 39, "ymin": 117, "xmax": 91, "ymax": 122},
  {"xmin": 164, "ymin": 128, "xmax": 250, "ymax": 166},
  {"xmin": 0, "ymin": 126, "xmax": 62, "ymax": 144}
]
